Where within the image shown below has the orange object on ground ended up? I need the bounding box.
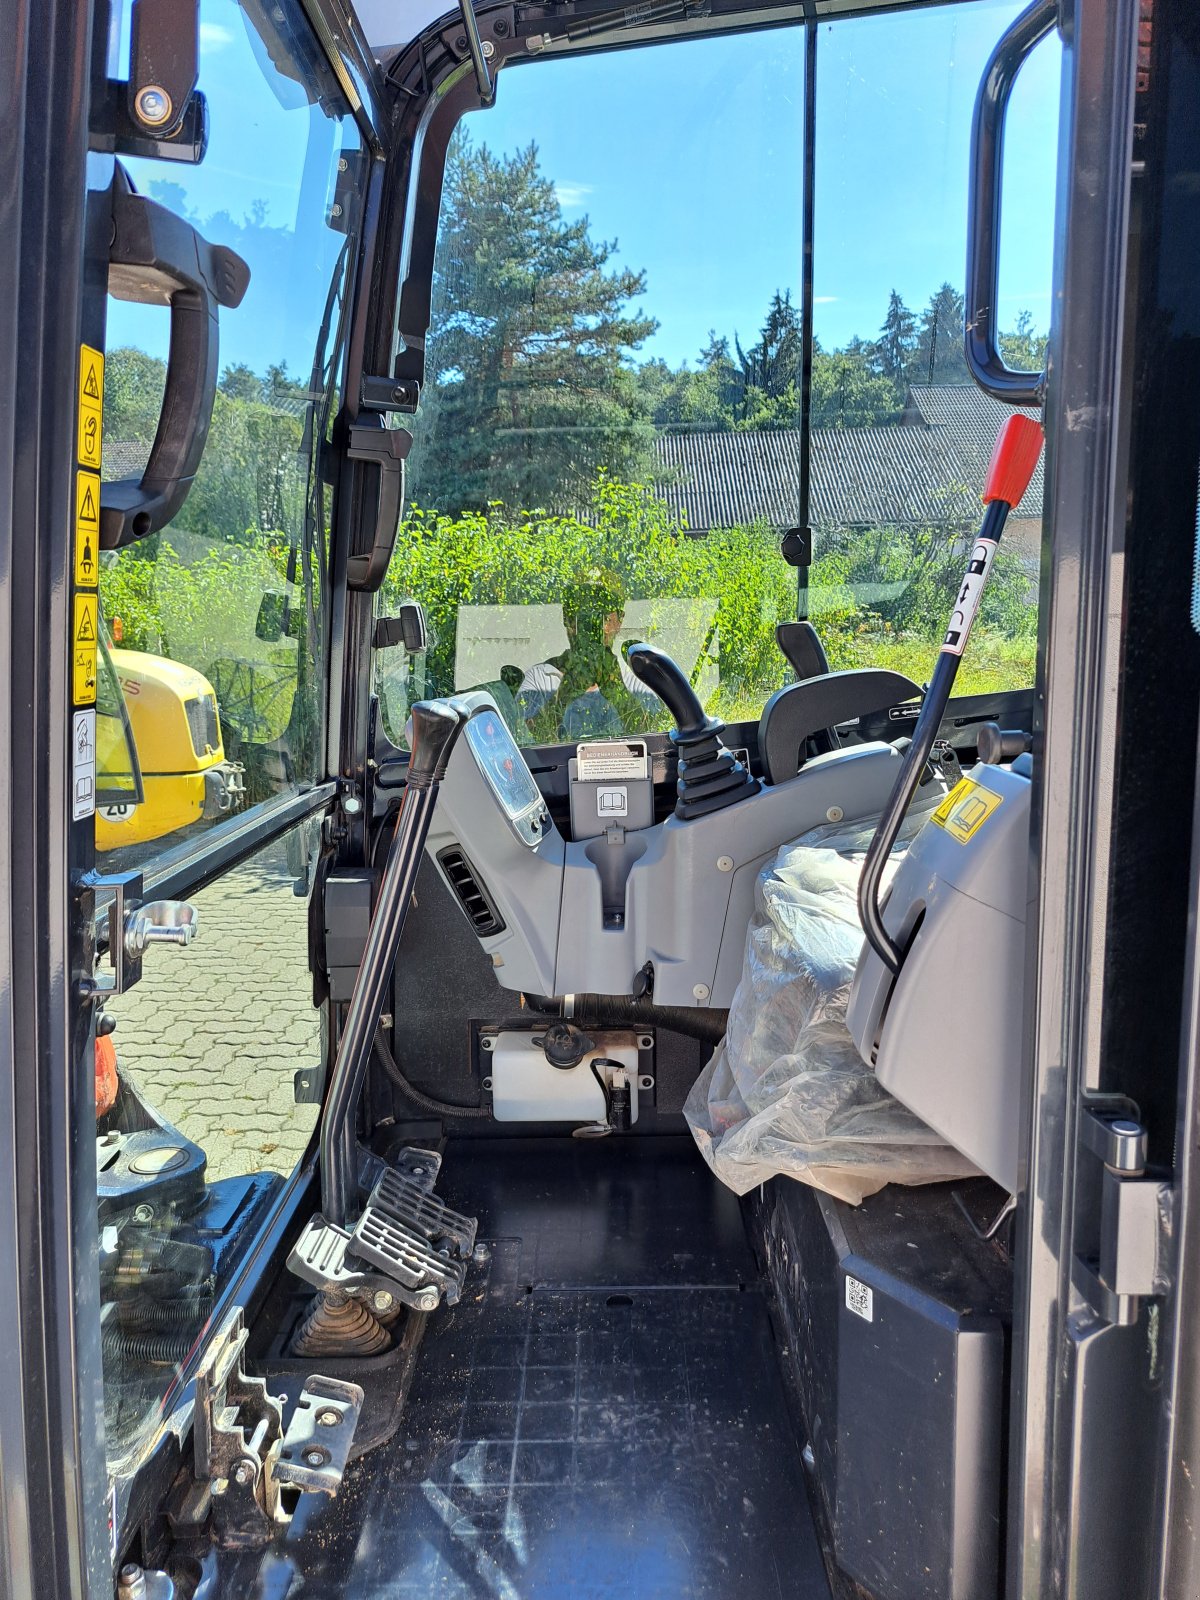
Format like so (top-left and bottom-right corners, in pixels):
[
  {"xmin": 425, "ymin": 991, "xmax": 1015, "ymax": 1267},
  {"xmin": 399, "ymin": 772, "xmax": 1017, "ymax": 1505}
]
[{"xmin": 95, "ymin": 1033, "xmax": 119, "ymax": 1117}]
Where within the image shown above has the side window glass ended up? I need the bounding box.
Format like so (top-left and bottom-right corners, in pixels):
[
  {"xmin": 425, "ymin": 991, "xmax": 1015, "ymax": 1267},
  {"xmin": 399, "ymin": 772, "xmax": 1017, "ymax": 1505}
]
[
  {"xmin": 93, "ymin": 0, "xmax": 361, "ymax": 1472},
  {"xmin": 98, "ymin": 3, "xmax": 363, "ymax": 863},
  {"xmin": 811, "ymin": 2, "xmax": 1059, "ymax": 694}
]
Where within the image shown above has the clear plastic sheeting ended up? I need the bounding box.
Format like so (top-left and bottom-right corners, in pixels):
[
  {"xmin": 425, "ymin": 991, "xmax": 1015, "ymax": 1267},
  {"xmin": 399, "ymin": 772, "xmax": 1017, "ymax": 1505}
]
[{"xmin": 685, "ymin": 805, "xmax": 979, "ymax": 1204}]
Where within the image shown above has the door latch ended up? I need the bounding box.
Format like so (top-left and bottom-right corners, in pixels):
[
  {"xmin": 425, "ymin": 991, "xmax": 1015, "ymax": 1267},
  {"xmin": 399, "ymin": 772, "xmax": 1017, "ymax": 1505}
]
[
  {"xmin": 84, "ymin": 870, "xmax": 199, "ymax": 997},
  {"xmin": 1073, "ymin": 1097, "xmax": 1173, "ymax": 1326}
]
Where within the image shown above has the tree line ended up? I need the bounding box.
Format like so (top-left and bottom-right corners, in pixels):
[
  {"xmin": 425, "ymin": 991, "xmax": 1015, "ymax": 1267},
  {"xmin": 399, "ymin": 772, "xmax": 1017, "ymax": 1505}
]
[{"xmin": 407, "ymin": 131, "xmax": 1048, "ymax": 517}]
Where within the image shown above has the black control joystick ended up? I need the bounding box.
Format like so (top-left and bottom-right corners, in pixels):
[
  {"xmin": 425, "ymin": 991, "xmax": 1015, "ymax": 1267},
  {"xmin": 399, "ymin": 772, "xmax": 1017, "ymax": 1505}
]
[{"xmin": 625, "ymin": 642, "xmax": 759, "ymax": 820}]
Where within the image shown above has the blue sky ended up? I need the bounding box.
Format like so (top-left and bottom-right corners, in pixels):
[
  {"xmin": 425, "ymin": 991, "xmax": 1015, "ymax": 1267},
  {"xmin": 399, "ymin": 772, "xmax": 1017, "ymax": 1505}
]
[
  {"xmin": 472, "ymin": 0, "xmax": 1061, "ymax": 366},
  {"xmin": 106, "ymin": 0, "xmax": 1060, "ymax": 377}
]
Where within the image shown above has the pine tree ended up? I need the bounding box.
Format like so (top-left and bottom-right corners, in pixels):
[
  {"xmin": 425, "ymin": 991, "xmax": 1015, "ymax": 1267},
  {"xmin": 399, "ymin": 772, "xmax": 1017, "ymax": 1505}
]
[
  {"xmin": 915, "ymin": 283, "xmax": 968, "ymax": 385},
  {"xmin": 876, "ymin": 289, "xmax": 917, "ymax": 384},
  {"xmin": 408, "ymin": 133, "xmax": 658, "ymax": 514}
]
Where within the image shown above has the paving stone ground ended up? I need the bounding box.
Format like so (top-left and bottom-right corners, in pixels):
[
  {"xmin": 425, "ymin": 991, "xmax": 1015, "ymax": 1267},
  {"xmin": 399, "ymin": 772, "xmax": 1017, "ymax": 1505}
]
[{"xmin": 110, "ymin": 837, "xmax": 322, "ymax": 1182}]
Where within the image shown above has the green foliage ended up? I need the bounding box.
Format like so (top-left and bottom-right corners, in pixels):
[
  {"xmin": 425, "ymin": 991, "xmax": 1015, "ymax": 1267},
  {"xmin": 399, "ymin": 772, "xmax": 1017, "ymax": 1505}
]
[{"xmin": 382, "ymin": 474, "xmax": 796, "ymax": 733}]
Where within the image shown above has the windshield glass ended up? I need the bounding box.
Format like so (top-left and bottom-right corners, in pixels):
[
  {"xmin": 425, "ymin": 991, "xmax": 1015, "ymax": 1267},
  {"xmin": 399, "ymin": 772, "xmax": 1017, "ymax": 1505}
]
[{"xmin": 379, "ymin": 0, "xmax": 1059, "ymax": 748}]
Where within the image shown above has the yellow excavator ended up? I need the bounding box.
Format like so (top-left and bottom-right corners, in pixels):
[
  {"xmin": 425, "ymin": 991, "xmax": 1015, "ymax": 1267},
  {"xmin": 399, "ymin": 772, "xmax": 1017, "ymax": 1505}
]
[{"xmin": 95, "ymin": 627, "xmax": 245, "ymax": 851}]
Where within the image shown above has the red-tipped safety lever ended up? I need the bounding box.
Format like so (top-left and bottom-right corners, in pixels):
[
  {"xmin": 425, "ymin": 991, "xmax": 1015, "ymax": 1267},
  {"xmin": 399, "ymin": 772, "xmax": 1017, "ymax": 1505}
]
[
  {"xmin": 982, "ymin": 412, "xmax": 1045, "ymax": 507},
  {"xmin": 857, "ymin": 412, "xmax": 1045, "ymax": 974}
]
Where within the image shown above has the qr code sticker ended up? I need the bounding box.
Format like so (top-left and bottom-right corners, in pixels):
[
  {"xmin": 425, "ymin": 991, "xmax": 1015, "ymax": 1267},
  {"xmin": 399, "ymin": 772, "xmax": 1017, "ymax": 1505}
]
[{"xmin": 845, "ymin": 1274, "xmax": 874, "ymax": 1322}]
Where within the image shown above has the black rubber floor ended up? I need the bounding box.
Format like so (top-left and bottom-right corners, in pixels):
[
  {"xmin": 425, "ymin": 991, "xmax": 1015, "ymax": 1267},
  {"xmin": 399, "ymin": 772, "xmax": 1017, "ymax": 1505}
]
[{"xmin": 201, "ymin": 1139, "xmax": 832, "ymax": 1599}]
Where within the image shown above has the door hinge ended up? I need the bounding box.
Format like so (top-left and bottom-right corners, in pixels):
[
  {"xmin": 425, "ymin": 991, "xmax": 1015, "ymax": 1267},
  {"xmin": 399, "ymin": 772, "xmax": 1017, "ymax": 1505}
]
[
  {"xmin": 165, "ymin": 1306, "xmax": 363, "ymax": 1549},
  {"xmin": 1073, "ymin": 1098, "xmax": 1174, "ymax": 1326}
]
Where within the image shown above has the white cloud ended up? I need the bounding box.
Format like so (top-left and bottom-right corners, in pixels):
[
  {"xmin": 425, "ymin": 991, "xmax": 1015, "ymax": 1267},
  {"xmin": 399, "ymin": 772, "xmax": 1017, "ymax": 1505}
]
[
  {"xmin": 813, "ymin": 295, "xmax": 839, "ymax": 304},
  {"xmin": 553, "ymin": 181, "xmax": 593, "ymax": 209},
  {"xmin": 199, "ymin": 22, "xmax": 235, "ymax": 50}
]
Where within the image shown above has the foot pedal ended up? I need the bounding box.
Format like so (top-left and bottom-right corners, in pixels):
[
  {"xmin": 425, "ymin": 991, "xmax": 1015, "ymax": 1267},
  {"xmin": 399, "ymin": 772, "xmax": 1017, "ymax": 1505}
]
[{"xmin": 288, "ymin": 1147, "xmax": 477, "ymax": 1313}]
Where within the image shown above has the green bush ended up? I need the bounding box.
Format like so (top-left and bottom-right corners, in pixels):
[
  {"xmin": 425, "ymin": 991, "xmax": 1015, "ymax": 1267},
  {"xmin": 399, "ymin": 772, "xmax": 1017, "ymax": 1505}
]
[{"xmin": 101, "ymin": 473, "xmax": 1037, "ymax": 763}]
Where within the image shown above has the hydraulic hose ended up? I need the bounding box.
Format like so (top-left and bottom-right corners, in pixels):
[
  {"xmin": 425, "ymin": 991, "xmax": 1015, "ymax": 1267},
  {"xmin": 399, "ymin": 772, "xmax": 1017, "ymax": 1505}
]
[
  {"xmin": 523, "ymin": 991, "xmax": 729, "ymax": 1047},
  {"xmin": 373, "ymin": 1029, "xmax": 490, "ymax": 1119}
]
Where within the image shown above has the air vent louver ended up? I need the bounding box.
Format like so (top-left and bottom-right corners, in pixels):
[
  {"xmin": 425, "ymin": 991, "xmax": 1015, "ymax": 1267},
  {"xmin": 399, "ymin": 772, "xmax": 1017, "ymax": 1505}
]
[{"xmin": 437, "ymin": 846, "xmax": 505, "ymax": 937}]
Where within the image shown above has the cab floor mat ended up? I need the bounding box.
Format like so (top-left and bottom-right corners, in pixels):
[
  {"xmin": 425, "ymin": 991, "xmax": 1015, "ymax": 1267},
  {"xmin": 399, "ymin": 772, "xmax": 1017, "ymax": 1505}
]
[{"xmin": 196, "ymin": 1140, "xmax": 832, "ymax": 1599}]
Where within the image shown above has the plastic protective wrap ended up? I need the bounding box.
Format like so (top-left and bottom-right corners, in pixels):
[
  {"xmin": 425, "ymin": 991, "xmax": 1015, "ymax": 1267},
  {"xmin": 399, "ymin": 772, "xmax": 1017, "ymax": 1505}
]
[{"xmin": 685, "ymin": 805, "xmax": 979, "ymax": 1204}]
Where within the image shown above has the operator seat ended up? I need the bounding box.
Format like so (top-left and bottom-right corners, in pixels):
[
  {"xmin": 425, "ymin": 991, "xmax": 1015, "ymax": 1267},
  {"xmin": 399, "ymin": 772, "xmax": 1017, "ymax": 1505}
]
[{"xmin": 758, "ymin": 622, "xmax": 921, "ymax": 785}]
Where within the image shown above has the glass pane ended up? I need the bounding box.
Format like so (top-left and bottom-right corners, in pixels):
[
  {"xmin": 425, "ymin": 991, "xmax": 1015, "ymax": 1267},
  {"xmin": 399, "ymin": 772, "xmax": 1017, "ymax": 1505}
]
[
  {"xmin": 385, "ymin": 31, "xmax": 806, "ymax": 743},
  {"xmin": 810, "ymin": 1, "xmax": 1060, "ymax": 695},
  {"xmin": 99, "ymin": 819, "xmax": 323, "ymax": 1468},
  {"xmin": 93, "ymin": 0, "xmax": 356, "ymax": 1473},
  {"xmin": 98, "ymin": 0, "xmax": 363, "ymax": 863}
]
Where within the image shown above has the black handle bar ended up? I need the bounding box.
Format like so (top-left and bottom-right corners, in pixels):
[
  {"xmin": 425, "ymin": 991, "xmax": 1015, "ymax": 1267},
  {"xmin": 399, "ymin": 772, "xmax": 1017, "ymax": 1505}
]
[{"xmin": 964, "ymin": 0, "xmax": 1058, "ymax": 406}]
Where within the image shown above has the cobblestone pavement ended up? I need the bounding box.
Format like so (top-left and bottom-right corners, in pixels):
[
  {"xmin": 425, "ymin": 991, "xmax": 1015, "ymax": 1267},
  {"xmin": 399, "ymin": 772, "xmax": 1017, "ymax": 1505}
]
[{"xmin": 110, "ymin": 837, "xmax": 322, "ymax": 1182}]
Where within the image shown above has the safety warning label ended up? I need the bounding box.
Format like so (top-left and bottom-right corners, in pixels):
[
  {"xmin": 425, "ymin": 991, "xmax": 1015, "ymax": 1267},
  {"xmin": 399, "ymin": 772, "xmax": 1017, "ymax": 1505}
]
[
  {"xmin": 931, "ymin": 777, "xmax": 1003, "ymax": 844},
  {"xmin": 72, "ymin": 709, "xmax": 96, "ymax": 822},
  {"xmin": 73, "ymin": 593, "xmax": 98, "ymax": 705},
  {"xmin": 75, "ymin": 470, "xmax": 99, "ymax": 588},
  {"xmin": 77, "ymin": 345, "xmax": 104, "ymax": 469}
]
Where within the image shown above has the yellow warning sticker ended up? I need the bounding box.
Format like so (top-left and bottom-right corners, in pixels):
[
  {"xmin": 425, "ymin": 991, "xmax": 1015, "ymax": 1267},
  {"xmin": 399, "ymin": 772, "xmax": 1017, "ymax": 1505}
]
[
  {"xmin": 73, "ymin": 593, "xmax": 98, "ymax": 705},
  {"xmin": 75, "ymin": 470, "xmax": 100, "ymax": 588},
  {"xmin": 930, "ymin": 777, "xmax": 1004, "ymax": 844},
  {"xmin": 77, "ymin": 345, "xmax": 104, "ymax": 469}
]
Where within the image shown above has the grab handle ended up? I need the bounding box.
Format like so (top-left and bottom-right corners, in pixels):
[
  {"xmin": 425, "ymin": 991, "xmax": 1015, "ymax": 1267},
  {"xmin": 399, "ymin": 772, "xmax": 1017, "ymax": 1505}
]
[
  {"xmin": 965, "ymin": 0, "xmax": 1058, "ymax": 405},
  {"xmin": 858, "ymin": 416, "xmax": 1044, "ymax": 974},
  {"xmin": 100, "ymin": 165, "xmax": 250, "ymax": 548}
]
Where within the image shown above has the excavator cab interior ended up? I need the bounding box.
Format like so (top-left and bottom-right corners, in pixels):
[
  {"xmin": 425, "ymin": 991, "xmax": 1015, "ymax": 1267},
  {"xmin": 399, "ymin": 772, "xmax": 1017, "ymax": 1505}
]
[{"xmin": 4, "ymin": 0, "xmax": 1200, "ymax": 1597}]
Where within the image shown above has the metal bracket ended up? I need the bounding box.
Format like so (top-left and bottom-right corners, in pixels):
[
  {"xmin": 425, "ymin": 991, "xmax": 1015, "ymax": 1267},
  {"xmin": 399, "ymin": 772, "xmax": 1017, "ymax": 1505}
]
[
  {"xmin": 128, "ymin": 0, "xmax": 199, "ymax": 137},
  {"xmin": 172, "ymin": 1307, "xmax": 363, "ymax": 1548},
  {"xmin": 1073, "ymin": 1099, "xmax": 1174, "ymax": 1326},
  {"xmin": 84, "ymin": 871, "xmax": 199, "ymax": 997}
]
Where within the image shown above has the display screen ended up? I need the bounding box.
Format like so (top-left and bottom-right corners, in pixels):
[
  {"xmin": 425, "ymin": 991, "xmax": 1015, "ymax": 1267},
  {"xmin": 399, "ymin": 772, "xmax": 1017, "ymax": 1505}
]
[{"xmin": 465, "ymin": 709, "xmax": 543, "ymax": 822}]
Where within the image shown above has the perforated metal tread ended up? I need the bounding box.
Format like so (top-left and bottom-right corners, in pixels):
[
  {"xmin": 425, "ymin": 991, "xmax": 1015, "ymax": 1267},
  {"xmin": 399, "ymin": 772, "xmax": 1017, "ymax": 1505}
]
[{"xmin": 350, "ymin": 1162, "xmax": 478, "ymax": 1307}]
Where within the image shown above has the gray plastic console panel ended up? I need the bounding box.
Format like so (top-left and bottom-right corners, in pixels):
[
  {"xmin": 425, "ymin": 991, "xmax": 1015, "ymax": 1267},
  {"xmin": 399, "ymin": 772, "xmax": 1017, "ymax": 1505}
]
[
  {"xmin": 426, "ymin": 693, "xmax": 909, "ymax": 1009},
  {"xmin": 846, "ymin": 762, "xmax": 1033, "ymax": 1191}
]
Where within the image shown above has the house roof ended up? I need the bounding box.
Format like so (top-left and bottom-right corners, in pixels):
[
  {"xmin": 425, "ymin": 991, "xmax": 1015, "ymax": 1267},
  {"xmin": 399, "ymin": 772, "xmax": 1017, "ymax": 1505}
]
[
  {"xmin": 902, "ymin": 384, "xmax": 1044, "ymax": 518},
  {"xmin": 651, "ymin": 383, "xmax": 1045, "ymax": 533},
  {"xmin": 653, "ymin": 424, "xmax": 981, "ymax": 532}
]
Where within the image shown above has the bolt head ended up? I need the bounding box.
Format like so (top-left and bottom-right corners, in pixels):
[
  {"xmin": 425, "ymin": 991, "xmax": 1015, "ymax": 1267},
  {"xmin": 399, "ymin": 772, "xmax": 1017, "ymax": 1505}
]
[
  {"xmin": 316, "ymin": 1407, "xmax": 341, "ymax": 1427},
  {"xmin": 234, "ymin": 1460, "xmax": 255, "ymax": 1486},
  {"xmin": 481, "ymin": 38, "xmax": 496, "ymax": 57},
  {"xmin": 472, "ymin": 1242, "xmax": 489, "ymax": 1264},
  {"xmin": 132, "ymin": 1203, "xmax": 154, "ymax": 1223},
  {"xmin": 416, "ymin": 1288, "xmax": 439, "ymax": 1311},
  {"xmin": 304, "ymin": 1447, "xmax": 327, "ymax": 1467},
  {"xmin": 134, "ymin": 85, "xmax": 172, "ymax": 126},
  {"xmin": 372, "ymin": 1290, "xmax": 394, "ymax": 1313}
]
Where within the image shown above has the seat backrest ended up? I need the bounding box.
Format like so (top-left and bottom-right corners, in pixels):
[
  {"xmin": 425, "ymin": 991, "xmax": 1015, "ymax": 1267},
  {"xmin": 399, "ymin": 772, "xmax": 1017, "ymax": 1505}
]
[{"xmin": 758, "ymin": 668, "xmax": 922, "ymax": 785}]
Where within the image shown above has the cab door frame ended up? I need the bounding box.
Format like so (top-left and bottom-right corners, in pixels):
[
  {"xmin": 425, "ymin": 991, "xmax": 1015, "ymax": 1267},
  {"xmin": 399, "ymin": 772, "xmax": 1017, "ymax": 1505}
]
[{"xmin": 0, "ymin": 0, "xmax": 396, "ymax": 1592}]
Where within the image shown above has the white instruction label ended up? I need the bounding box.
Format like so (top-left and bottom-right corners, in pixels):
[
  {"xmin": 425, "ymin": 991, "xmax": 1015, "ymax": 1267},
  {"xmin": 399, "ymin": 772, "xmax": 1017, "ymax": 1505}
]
[
  {"xmin": 845, "ymin": 1273, "xmax": 874, "ymax": 1323},
  {"xmin": 596, "ymin": 785, "xmax": 629, "ymax": 818},
  {"xmin": 577, "ymin": 739, "xmax": 649, "ymax": 781},
  {"xmin": 72, "ymin": 709, "xmax": 96, "ymax": 821},
  {"xmin": 941, "ymin": 536, "xmax": 998, "ymax": 656}
]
